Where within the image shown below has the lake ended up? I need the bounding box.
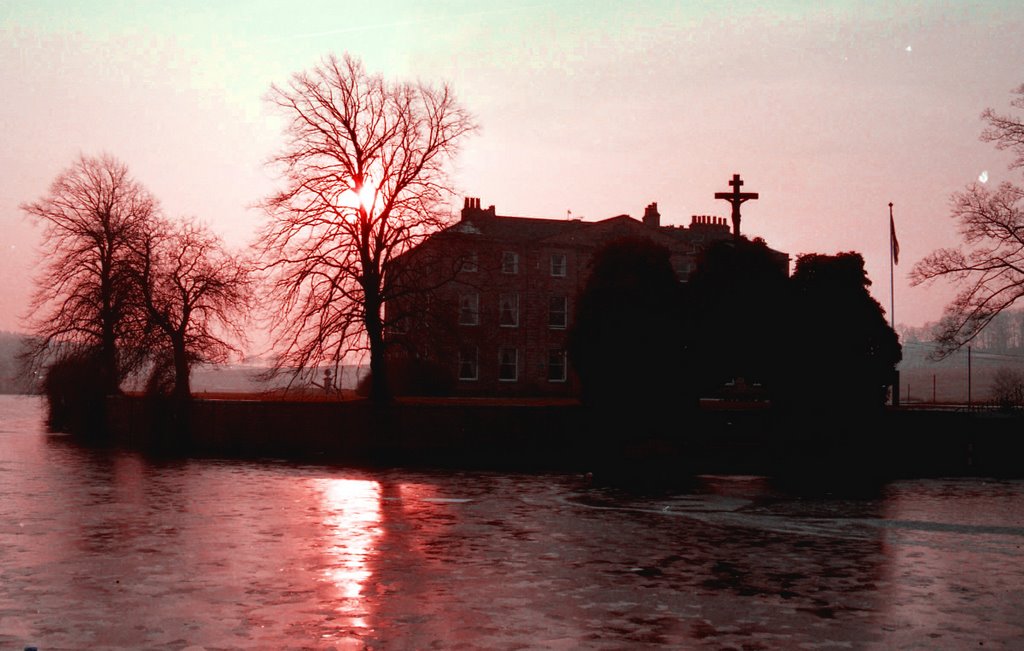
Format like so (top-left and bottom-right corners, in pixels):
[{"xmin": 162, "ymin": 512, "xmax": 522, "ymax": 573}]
[{"xmin": 1, "ymin": 395, "xmax": 1022, "ymax": 649}]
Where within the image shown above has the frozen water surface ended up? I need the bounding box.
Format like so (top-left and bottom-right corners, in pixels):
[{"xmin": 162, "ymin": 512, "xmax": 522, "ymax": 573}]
[{"xmin": 1, "ymin": 395, "xmax": 1023, "ymax": 649}]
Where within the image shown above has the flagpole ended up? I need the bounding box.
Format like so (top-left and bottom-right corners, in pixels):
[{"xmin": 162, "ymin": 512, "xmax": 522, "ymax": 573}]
[
  {"xmin": 889, "ymin": 202, "xmax": 895, "ymax": 330},
  {"xmin": 890, "ymin": 201, "xmax": 899, "ymax": 407}
]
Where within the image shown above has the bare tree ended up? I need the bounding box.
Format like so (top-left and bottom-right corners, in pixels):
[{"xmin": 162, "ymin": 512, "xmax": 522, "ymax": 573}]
[
  {"xmin": 258, "ymin": 53, "xmax": 475, "ymax": 401},
  {"xmin": 912, "ymin": 85, "xmax": 1024, "ymax": 357},
  {"xmin": 135, "ymin": 218, "xmax": 252, "ymax": 398},
  {"xmin": 21, "ymin": 153, "xmax": 157, "ymax": 394},
  {"xmin": 982, "ymin": 83, "xmax": 1024, "ymax": 171}
]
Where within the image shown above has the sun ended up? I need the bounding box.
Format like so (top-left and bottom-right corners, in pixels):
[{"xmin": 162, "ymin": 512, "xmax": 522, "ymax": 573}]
[
  {"xmin": 357, "ymin": 182, "xmax": 377, "ymax": 212},
  {"xmin": 352, "ymin": 173, "xmax": 383, "ymax": 216}
]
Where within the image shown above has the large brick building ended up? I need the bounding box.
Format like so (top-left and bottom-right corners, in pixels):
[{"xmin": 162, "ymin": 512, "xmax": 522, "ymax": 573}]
[{"xmin": 386, "ymin": 196, "xmax": 787, "ymax": 397}]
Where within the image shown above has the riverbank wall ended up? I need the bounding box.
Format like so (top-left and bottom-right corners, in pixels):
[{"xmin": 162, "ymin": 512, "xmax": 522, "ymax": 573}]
[
  {"xmin": 103, "ymin": 396, "xmax": 1024, "ymax": 478},
  {"xmin": 105, "ymin": 396, "xmax": 589, "ymax": 470}
]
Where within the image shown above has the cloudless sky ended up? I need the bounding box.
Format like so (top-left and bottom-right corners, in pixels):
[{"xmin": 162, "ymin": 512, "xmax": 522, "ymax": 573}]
[{"xmin": 2, "ymin": 1, "xmax": 1023, "ymax": 346}]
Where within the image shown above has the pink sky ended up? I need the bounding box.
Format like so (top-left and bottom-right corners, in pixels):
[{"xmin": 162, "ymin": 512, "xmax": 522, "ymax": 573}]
[{"xmin": 2, "ymin": 1, "xmax": 1023, "ymax": 344}]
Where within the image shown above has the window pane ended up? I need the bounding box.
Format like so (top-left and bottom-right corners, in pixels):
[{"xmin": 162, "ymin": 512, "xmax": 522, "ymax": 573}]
[
  {"xmin": 548, "ymin": 295, "xmax": 567, "ymax": 329},
  {"xmin": 499, "ymin": 347, "xmax": 518, "ymax": 381},
  {"xmin": 499, "ymin": 293, "xmax": 519, "ymax": 327},
  {"xmin": 548, "ymin": 349, "xmax": 566, "ymax": 382},
  {"xmin": 502, "ymin": 251, "xmax": 518, "ymax": 274},
  {"xmin": 550, "ymin": 253, "xmax": 567, "ymax": 277},
  {"xmin": 458, "ymin": 347, "xmax": 478, "ymax": 380},
  {"xmin": 459, "ymin": 293, "xmax": 479, "ymax": 325}
]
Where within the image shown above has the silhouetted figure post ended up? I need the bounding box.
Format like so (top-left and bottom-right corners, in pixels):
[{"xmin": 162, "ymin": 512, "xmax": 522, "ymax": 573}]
[{"xmin": 714, "ymin": 173, "xmax": 759, "ymax": 240}]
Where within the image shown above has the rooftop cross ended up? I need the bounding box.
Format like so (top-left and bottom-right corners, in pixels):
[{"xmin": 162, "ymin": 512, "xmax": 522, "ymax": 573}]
[{"xmin": 714, "ymin": 173, "xmax": 759, "ymax": 240}]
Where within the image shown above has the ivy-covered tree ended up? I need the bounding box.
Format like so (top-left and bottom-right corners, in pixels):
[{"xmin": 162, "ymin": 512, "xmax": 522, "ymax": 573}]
[{"xmin": 21, "ymin": 153, "xmax": 156, "ymax": 394}]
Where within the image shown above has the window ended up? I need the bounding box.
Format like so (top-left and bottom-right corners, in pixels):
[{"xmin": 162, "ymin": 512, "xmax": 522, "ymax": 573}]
[
  {"xmin": 499, "ymin": 293, "xmax": 519, "ymax": 327},
  {"xmin": 460, "ymin": 251, "xmax": 478, "ymax": 273},
  {"xmin": 548, "ymin": 295, "xmax": 567, "ymax": 329},
  {"xmin": 458, "ymin": 293, "xmax": 479, "ymax": 325},
  {"xmin": 501, "ymin": 251, "xmax": 519, "ymax": 274},
  {"xmin": 458, "ymin": 347, "xmax": 479, "ymax": 381},
  {"xmin": 548, "ymin": 349, "xmax": 567, "ymax": 382},
  {"xmin": 550, "ymin": 252, "xmax": 567, "ymax": 277},
  {"xmin": 498, "ymin": 347, "xmax": 518, "ymax": 382}
]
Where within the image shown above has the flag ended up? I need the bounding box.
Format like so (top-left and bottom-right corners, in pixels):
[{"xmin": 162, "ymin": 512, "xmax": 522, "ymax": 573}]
[{"xmin": 890, "ymin": 212, "xmax": 900, "ymax": 265}]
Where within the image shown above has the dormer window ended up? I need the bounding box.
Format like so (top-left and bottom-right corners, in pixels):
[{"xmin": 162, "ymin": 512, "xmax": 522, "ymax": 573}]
[{"xmin": 501, "ymin": 251, "xmax": 519, "ymax": 274}]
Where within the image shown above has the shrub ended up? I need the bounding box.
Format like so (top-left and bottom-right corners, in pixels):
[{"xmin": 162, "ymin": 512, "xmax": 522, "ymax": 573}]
[
  {"xmin": 42, "ymin": 352, "xmax": 108, "ymax": 435},
  {"xmin": 991, "ymin": 367, "xmax": 1024, "ymax": 410}
]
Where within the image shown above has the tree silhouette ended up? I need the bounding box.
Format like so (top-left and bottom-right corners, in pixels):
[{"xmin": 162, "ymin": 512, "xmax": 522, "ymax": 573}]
[
  {"xmin": 777, "ymin": 252, "xmax": 901, "ymax": 413},
  {"xmin": 685, "ymin": 237, "xmax": 789, "ymax": 396},
  {"xmin": 912, "ymin": 84, "xmax": 1024, "ymax": 357},
  {"xmin": 258, "ymin": 53, "xmax": 476, "ymax": 402},
  {"xmin": 21, "ymin": 154, "xmax": 156, "ymax": 394},
  {"xmin": 567, "ymin": 238, "xmax": 688, "ymax": 406},
  {"xmin": 134, "ymin": 218, "xmax": 252, "ymax": 398}
]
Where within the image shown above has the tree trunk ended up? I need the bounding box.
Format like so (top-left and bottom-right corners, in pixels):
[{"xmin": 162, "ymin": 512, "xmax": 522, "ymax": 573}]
[
  {"xmin": 364, "ymin": 279, "xmax": 390, "ymax": 404},
  {"xmin": 172, "ymin": 337, "xmax": 191, "ymax": 400},
  {"xmin": 100, "ymin": 303, "xmax": 120, "ymax": 395}
]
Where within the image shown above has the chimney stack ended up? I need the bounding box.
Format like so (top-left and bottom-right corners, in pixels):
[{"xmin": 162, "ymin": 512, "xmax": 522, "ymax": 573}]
[
  {"xmin": 460, "ymin": 196, "xmax": 495, "ymax": 221},
  {"xmin": 643, "ymin": 202, "xmax": 660, "ymax": 228}
]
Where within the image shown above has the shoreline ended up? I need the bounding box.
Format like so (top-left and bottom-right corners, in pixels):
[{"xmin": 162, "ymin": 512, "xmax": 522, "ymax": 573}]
[{"xmin": 96, "ymin": 395, "xmax": 1024, "ymax": 480}]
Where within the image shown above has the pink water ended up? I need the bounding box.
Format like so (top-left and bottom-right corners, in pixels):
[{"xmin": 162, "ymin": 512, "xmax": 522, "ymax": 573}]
[{"xmin": 1, "ymin": 396, "xmax": 1023, "ymax": 649}]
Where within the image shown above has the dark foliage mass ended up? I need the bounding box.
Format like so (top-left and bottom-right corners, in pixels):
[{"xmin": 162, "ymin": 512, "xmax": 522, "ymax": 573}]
[
  {"xmin": 686, "ymin": 237, "xmax": 789, "ymax": 396},
  {"xmin": 776, "ymin": 252, "xmax": 902, "ymax": 414},
  {"xmin": 568, "ymin": 240, "xmax": 900, "ymax": 416},
  {"xmin": 567, "ymin": 237, "xmax": 689, "ymax": 406},
  {"xmin": 42, "ymin": 352, "xmax": 107, "ymax": 435}
]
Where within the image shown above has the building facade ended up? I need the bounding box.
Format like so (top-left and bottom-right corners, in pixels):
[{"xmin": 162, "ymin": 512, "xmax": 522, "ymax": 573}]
[{"xmin": 386, "ymin": 197, "xmax": 786, "ymax": 397}]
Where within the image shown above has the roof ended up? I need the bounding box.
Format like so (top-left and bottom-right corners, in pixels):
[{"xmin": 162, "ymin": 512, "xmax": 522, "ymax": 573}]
[{"xmin": 448, "ymin": 213, "xmax": 584, "ymax": 242}]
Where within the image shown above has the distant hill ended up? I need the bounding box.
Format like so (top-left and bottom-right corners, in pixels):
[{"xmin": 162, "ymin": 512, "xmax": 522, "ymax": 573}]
[
  {"xmin": 190, "ymin": 363, "xmax": 369, "ymax": 394},
  {"xmin": 0, "ymin": 331, "xmax": 36, "ymax": 394},
  {"xmin": 121, "ymin": 362, "xmax": 369, "ymax": 395},
  {"xmin": 0, "ymin": 331, "xmax": 369, "ymax": 396},
  {"xmin": 898, "ymin": 340, "xmax": 1024, "ymax": 405}
]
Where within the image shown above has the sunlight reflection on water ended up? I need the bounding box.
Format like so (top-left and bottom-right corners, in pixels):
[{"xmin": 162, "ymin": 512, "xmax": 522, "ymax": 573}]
[{"xmin": 318, "ymin": 478, "xmax": 381, "ymax": 612}]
